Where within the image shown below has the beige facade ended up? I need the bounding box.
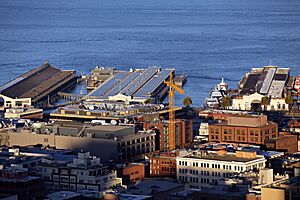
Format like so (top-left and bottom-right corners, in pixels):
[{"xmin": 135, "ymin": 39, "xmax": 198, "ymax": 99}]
[
  {"xmin": 0, "ymin": 130, "xmax": 119, "ymax": 162},
  {"xmin": 261, "ymin": 187, "xmax": 285, "ymax": 200},
  {"xmin": 232, "ymin": 92, "xmax": 288, "ymax": 111},
  {"xmin": 0, "ymin": 94, "xmax": 31, "ymax": 108}
]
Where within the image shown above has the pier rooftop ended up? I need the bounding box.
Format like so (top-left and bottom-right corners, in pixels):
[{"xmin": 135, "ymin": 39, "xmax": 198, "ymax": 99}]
[
  {"xmin": 84, "ymin": 67, "xmax": 174, "ymax": 103},
  {"xmin": 0, "ymin": 62, "xmax": 77, "ymax": 108}
]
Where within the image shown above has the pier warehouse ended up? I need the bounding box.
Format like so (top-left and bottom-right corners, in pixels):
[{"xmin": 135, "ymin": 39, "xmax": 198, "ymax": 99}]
[
  {"xmin": 84, "ymin": 67, "xmax": 174, "ymax": 104},
  {"xmin": 0, "ymin": 62, "xmax": 77, "ymax": 108}
]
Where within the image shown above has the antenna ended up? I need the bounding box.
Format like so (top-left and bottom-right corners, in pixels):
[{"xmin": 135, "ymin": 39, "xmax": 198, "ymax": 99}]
[{"xmin": 269, "ymin": 59, "xmax": 272, "ymax": 66}]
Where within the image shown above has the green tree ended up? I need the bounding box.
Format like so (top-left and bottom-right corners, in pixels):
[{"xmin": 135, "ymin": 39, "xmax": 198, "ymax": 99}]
[
  {"xmin": 221, "ymin": 96, "xmax": 231, "ymax": 109},
  {"xmin": 144, "ymin": 98, "xmax": 152, "ymax": 104},
  {"xmin": 183, "ymin": 96, "xmax": 192, "ymax": 107},
  {"xmin": 285, "ymin": 94, "xmax": 294, "ymax": 112},
  {"xmin": 260, "ymin": 96, "xmax": 270, "ymax": 111}
]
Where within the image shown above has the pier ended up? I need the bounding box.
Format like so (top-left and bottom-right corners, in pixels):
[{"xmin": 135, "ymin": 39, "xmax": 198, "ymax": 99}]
[{"xmin": 57, "ymin": 92, "xmax": 84, "ymax": 101}]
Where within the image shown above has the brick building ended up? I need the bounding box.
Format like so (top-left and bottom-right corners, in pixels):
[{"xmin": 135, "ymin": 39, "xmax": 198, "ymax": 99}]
[
  {"xmin": 149, "ymin": 151, "xmax": 178, "ymax": 178},
  {"xmin": 265, "ymin": 133, "xmax": 298, "ymax": 153},
  {"xmin": 209, "ymin": 115, "xmax": 278, "ymax": 145},
  {"xmin": 144, "ymin": 119, "xmax": 193, "ymax": 150},
  {"xmin": 122, "ymin": 163, "xmax": 145, "ymax": 184}
]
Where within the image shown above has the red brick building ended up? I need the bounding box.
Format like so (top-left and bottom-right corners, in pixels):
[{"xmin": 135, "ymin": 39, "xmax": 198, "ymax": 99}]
[
  {"xmin": 265, "ymin": 133, "xmax": 298, "ymax": 153},
  {"xmin": 144, "ymin": 119, "xmax": 193, "ymax": 150},
  {"xmin": 149, "ymin": 151, "xmax": 177, "ymax": 178},
  {"xmin": 209, "ymin": 115, "xmax": 278, "ymax": 145},
  {"xmin": 122, "ymin": 163, "xmax": 145, "ymax": 183}
]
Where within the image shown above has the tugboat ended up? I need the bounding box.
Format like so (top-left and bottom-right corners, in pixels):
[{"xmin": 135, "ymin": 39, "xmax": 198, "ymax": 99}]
[{"xmin": 204, "ymin": 78, "xmax": 228, "ymax": 109}]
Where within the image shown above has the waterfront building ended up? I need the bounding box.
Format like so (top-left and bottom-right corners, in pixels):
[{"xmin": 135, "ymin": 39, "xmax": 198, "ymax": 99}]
[
  {"xmin": 0, "ymin": 62, "xmax": 77, "ymax": 108},
  {"xmin": 232, "ymin": 92, "xmax": 289, "ymax": 111},
  {"xmin": 37, "ymin": 151, "xmax": 122, "ymax": 192},
  {"xmin": 232, "ymin": 66, "xmax": 293, "ymax": 111},
  {"xmin": 84, "ymin": 67, "xmax": 174, "ymax": 104},
  {"xmin": 208, "ymin": 114, "xmax": 278, "ymax": 145},
  {"xmin": 3, "ymin": 107, "xmax": 43, "ymax": 119},
  {"xmin": 176, "ymin": 150, "xmax": 266, "ymax": 189}
]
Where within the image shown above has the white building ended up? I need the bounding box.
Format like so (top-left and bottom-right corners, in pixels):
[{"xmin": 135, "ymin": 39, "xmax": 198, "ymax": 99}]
[
  {"xmin": 176, "ymin": 150, "xmax": 266, "ymax": 189},
  {"xmin": 195, "ymin": 122, "xmax": 209, "ymax": 142},
  {"xmin": 231, "ymin": 92, "xmax": 288, "ymax": 111},
  {"xmin": 38, "ymin": 151, "xmax": 122, "ymax": 192}
]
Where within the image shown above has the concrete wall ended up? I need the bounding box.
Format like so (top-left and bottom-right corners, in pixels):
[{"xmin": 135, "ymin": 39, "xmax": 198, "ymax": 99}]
[
  {"xmin": 228, "ymin": 115, "xmax": 267, "ymax": 127},
  {"xmin": 0, "ymin": 131, "xmax": 118, "ymax": 162},
  {"xmin": 261, "ymin": 187, "xmax": 285, "ymax": 200},
  {"xmin": 0, "ymin": 94, "xmax": 31, "ymax": 108}
]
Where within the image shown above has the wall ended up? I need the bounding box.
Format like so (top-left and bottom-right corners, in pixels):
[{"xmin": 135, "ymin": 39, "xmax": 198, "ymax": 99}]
[
  {"xmin": 261, "ymin": 187, "xmax": 285, "ymax": 200},
  {"xmin": 0, "ymin": 131, "xmax": 118, "ymax": 162}
]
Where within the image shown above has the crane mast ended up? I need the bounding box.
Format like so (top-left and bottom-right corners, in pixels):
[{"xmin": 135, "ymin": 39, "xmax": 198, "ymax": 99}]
[{"xmin": 164, "ymin": 72, "xmax": 185, "ymax": 150}]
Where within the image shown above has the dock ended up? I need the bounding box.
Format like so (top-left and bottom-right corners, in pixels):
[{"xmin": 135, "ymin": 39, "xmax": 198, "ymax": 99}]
[{"xmin": 175, "ymin": 74, "xmax": 187, "ymax": 87}]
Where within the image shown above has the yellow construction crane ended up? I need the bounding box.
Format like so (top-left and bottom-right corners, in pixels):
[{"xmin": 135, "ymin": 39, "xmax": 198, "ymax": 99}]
[{"xmin": 164, "ymin": 72, "xmax": 185, "ymax": 150}]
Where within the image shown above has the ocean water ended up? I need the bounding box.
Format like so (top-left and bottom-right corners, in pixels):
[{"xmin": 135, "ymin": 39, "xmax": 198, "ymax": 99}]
[{"xmin": 0, "ymin": 0, "xmax": 300, "ymax": 106}]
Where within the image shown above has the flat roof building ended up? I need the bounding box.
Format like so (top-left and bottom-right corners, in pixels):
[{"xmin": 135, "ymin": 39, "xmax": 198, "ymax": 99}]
[
  {"xmin": 209, "ymin": 115, "xmax": 278, "ymax": 145},
  {"xmin": 38, "ymin": 151, "xmax": 122, "ymax": 193},
  {"xmin": 176, "ymin": 150, "xmax": 266, "ymax": 189},
  {"xmin": 0, "ymin": 122, "xmax": 156, "ymax": 162}
]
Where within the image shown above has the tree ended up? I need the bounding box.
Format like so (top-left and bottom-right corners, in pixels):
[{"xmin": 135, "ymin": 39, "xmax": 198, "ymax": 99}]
[
  {"xmin": 144, "ymin": 98, "xmax": 152, "ymax": 104},
  {"xmin": 183, "ymin": 96, "xmax": 192, "ymax": 107},
  {"xmin": 285, "ymin": 94, "xmax": 294, "ymax": 112},
  {"xmin": 221, "ymin": 96, "xmax": 231, "ymax": 109},
  {"xmin": 260, "ymin": 96, "xmax": 270, "ymax": 111}
]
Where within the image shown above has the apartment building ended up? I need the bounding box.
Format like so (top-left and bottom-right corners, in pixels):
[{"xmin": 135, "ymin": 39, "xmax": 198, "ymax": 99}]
[
  {"xmin": 209, "ymin": 115, "xmax": 278, "ymax": 145},
  {"xmin": 144, "ymin": 119, "xmax": 193, "ymax": 150},
  {"xmin": 37, "ymin": 151, "xmax": 122, "ymax": 192},
  {"xmin": 122, "ymin": 163, "xmax": 145, "ymax": 183},
  {"xmin": 149, "ymin": 151, "xmax": 178, "ymax": 178},
  {"xmin": 0, "ymin": 166, "xmax": 44, "ymax": 200},
  {"xmin": 176, "ymin": 150, "xmax": 266, "ymax": 189}
]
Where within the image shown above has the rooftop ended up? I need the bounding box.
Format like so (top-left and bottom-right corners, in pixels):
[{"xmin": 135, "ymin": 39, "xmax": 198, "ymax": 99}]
[
  {"xmin": 127, "ymin": 178, "xmax": 184, "ymax": 195},
  {"xmin": 47, "ymin": 191, "xmax": 81, "ymax": 200},
  {"xmin": 181, "ymin": 152, "xmax": 262, "ymax": 163},
  {"xmin": 0, "ymin": 63, "xmax": 76, "ymax": 102}
]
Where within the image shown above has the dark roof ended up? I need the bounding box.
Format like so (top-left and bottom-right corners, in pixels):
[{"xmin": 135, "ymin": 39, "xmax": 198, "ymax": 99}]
[
  {"xmin": 241, "ymin": 74, "xmax": 260, "ymax": 94},
  {"xmin": 0, "ymin": 64, "xmax": 59, "ymax": 98},
  {"xmin": 0, "ymin": 64, "xmax": 76, "ymax": 102},
  {"xmin": 274, "ymin": 74, "xmax": 288, "ymax": 81}
]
